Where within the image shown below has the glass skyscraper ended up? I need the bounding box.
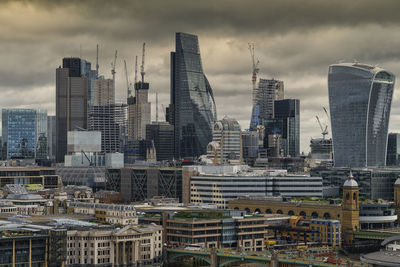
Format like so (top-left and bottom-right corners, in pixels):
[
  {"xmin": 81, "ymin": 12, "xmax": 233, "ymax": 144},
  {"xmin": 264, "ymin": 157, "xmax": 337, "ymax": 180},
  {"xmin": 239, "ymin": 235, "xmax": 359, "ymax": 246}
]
[
  {"xmin": 328, "ymin": 63, "xmax": 395, "ymax": 167},
  {"xmin": 170, "ymin": 32, "xmax": 217, "ymax": 159},
  {"xmin": 2, "ymin": 108, "xmax": 47, "ymax": 159}
]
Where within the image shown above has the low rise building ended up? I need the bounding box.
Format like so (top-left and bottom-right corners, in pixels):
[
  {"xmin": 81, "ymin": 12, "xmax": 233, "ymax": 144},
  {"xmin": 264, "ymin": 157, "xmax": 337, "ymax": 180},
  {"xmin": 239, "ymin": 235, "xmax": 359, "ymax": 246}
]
[
  {"xmin": 0, "ymin": 167, "xmax": 61, "ymax": 189},
  {"xmin": 0, "ymin": 193, "xmax": 49, "ymax": 215},
  {"xmin": 184, "ymin": 165, "xmax": 322, "ymax": 208},
  {"xmin": 277, "ymin": 216, "xmax": 341, "ymax": 247},
  {"xmin": 68, "ymin": 201, "xmax": 138, "ymax": 225},
  {"xmin": 166, "ymin": 210, "xmax": 288, "ymax": 251},
  {"xmin": 67, "ymin": 224, "xmax": 163, "ymax": 266}
]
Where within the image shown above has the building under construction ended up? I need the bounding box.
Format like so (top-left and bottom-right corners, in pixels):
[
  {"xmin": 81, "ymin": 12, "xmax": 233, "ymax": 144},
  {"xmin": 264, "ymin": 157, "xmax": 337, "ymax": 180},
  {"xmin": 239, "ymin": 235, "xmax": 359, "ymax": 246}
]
[{"xmin": 127, "ymin": 43, "xmax": 151, "ymax": 141}]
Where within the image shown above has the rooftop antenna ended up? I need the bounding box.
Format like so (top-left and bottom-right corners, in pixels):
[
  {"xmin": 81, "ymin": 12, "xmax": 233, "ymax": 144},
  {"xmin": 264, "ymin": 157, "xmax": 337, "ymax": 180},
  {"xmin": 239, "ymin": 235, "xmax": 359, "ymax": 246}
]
[
  {"xmin": 96, "ymin": 44, "xmax": 99, "ymax": 78},
  {"xmin": 140, "ymin": 42, "xmax": 146, "ymax": 83}
]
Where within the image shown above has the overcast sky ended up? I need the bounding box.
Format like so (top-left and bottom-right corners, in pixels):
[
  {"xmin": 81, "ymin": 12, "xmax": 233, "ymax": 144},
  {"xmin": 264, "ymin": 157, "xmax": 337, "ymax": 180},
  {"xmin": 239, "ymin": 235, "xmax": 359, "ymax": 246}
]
[{"xmin": 2, "ymin": 0, "xmax": 400, "ymax": 153}]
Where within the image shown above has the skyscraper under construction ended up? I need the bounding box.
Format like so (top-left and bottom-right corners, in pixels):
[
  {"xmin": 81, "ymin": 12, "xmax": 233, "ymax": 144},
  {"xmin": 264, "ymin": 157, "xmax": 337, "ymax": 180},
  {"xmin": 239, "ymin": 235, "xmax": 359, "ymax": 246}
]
[{"xmin": 128, "ymin": 44, "xmax": 151, "ymax": 141}]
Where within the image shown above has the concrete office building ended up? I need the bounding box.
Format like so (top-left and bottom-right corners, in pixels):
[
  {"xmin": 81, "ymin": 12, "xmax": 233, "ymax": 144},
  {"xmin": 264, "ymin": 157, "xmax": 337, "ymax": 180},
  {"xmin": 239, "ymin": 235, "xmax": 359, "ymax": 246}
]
[
  {"xmin": 387, "ymin": 133, "xmax": 400, "ymax": 166},
  {"xmin": 2, "ymin": 108, "xmax": 47, "ymax": 159},
  {"xmin": 170, "ymin": 32, "xmax": 217, "ymax": 159},
  {"xmin": 184, "ymin": 165, "xmax": 322, "ymax": 208},
  {"xmin": 328, "ymin": 63, "xmax": 395, "ymax": 167},
  {"xmin": 56, "ymin": 58, "xmax": 88, "ymax": 162},
  {"xmin": 206, "ymin": 116, "xmax": 242, "ymax": 163},
  {"xmin": 145, "ymin": 122, "xmax": 174, "ymax": 161},
  {"xmin": 94, "ymin": 77, "xmax": 114, "ymax": 106}
]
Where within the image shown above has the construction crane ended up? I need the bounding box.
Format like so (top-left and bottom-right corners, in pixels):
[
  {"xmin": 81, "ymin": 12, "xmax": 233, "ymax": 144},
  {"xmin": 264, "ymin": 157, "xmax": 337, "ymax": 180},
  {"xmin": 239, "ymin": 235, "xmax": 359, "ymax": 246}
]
[
  {"xmin": 96, "ymin": 44, "xmax": 99, "ymax": 78},
  {"xmin": 124, "ymin": 60, "xmax": 132, "ymax": 97},
  {"xmin": 111, "ymin": 50, "xmax": 118, "ymax": 90},
  {"xmin": 134, "ymin": 55, "xmax": 138, "ymax": 85},
  {"xmin": 140, "ymin": 42, "xmax": 146, "ymax": 83},
  {"xmin": 248, "ymin": 43, "xmax": 260, "ymax": 104},
  {"xmin": 316, "ymin": 116, "xmax": 328, "ymax": 139}
]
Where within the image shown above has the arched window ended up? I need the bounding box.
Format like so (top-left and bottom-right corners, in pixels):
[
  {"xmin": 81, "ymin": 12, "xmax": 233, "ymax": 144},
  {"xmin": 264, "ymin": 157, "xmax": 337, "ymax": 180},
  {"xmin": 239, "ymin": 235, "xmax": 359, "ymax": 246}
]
[
  {"xmin": 244, "ymin": 208, "xmax": 250, "ymax": 213},
  {"xmin": 311, "ymin": 212, "xmax": 318, "ymax": 218},
  {"xmin": 277, "ymin": 210, "xmax": 283, "ymax": 214},
  {"xmin": 299, "ymin": 211, "xmax": 306, "ymax": 218},
  {"xmin": 254, "ymin": 208, "xmax": 261, "ymax": 214},
  {"xmin": 323, "ymin": 213, "xmax": 331, "ymax": 219},
  {"xmin": 234, "ymin": 207, "xmax": 239, "ymax": 210},
  {"xmin": 288, "ymin": 210, "xmax": 295, "ymax": 216},
  {"xmin": 266, "ymin": 209, "xmax": 272, "ymax": 214},
  {"xmin": 346, "ymin": 193, "xmax": 350, "ymax": 200}
]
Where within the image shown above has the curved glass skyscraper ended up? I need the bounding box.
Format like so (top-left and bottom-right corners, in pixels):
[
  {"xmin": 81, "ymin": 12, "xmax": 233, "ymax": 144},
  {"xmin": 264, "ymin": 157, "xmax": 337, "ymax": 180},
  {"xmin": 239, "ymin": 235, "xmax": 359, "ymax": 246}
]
[
  {"xmin": 170, "ymin": 32, "xmax": 217, "ymax": 159},
  {"xmin": 328, "ymin": 63, "xmax": 395, "ymax": 167}
]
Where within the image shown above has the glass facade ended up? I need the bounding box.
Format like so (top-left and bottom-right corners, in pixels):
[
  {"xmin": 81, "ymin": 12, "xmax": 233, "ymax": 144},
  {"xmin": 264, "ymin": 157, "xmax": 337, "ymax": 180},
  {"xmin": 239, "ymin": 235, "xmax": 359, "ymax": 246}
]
[
  {"xmin": 2, "ymin": 109, "xmax": 47, "ymax": 159},
  {"xmin": 171, "ymin": 32, "xmax": 217, "ymax": 159},
  {"xmin": 328, "ymin": 63, "xmax": 395, "ymax": 167},
  {"xmin": 386, "ymin": 133, "xmax": 400, "ymax": 166}
]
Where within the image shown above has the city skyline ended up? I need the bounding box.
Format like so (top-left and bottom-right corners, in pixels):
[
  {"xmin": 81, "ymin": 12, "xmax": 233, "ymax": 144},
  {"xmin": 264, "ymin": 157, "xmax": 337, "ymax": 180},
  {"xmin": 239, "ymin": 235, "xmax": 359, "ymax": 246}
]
[{"xmin": 2, "ymin": 1, "xmax": 400, "ymax": 153}]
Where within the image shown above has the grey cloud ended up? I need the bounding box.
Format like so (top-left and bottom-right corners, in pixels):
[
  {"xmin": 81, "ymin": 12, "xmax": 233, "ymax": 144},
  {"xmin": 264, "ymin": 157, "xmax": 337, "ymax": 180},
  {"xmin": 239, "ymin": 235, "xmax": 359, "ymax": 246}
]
[{"xmin": 2, "ymin": 0, "xmax": 400, "ymax": 153}]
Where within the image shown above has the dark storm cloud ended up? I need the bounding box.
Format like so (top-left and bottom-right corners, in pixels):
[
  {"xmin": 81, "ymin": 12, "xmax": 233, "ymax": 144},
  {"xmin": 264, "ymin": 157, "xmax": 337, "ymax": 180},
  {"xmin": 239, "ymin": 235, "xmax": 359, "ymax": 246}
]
[{"xmin": 2, "ymin": 0, "xmax": 400, "ymax": 152}]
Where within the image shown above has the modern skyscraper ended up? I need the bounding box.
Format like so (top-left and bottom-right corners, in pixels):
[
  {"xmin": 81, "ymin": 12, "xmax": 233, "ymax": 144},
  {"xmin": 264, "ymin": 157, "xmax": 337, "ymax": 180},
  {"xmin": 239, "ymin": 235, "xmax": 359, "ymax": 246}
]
[
  {"xmin": 146, "ymin": 122, "xmax": 174, "ymax": 161},
  {"xmin": 274, "ymin": 99, "xmax": 300, "ymax": 157},
  {"xmin": 56, "ymin": 58, "xmax": 88, "ymax": 162},
  {"xmin": 250, "ymin": 78, "xmax": 284, "ymax": 129},
  {"xmin": 386, "ymin": 133, "xmax": 400, "ymax": 166},
  {"xmin": 47, "ymin": 116, "xmax": 56, "ymax": 161},
  {"xmin": 2, "ymin": 109, "xmax": 47, "ymax": 159},
  {"xmin": 328, "ymin": 63, "xmax": 395, "ymax": 167},
  {"xmin": 94, "ymin": 77, "xmax": 114, "ymax": 106},
  {"xmin": 88, "ymin": 104, "xmax": 127, "ymax": 153},
  {"xmin": 81, "ymin": 59, "xmax": 98, "ymax": 105},
  {"xmin": 170, "ymin": 32, "xmax": 217, "ymax": 159},
  {"xmin": 206, "ymin": 116, "xmax": 242, "ymax": 163}
]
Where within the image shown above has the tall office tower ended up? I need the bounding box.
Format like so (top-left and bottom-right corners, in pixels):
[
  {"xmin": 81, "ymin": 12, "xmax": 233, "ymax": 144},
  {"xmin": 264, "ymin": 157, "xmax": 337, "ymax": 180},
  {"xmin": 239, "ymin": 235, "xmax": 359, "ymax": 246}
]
[
  {"xmin": 206, "ymin": 116, "xmax": 242, "ymax": 163},
  {"xmin": 146, "ymin": 122, "xmax": 174, "ymax": 161},
  {"xmin": 170, "ymin": 32, "xmax": 217, "ymax": 159},
  {"xmin": 250, "ymin": 78, "xmax": 284, "ymax": 129},
  {"xmin": 328, "ymin": 63, "xmax": 395, "ymax": 167},
  {"xmin": 387, "ymin": 133, "xmax": 400, "ymax": 166},
  {"xmin": 88, "ymin": 104, "xmax": 127, "ymax": 153},
  {"xmin": 81, "ymin": 60, "xmax": 97, "ymax": 105},
  {"xmin": 272, "ymin": 99, "xmax": 300, "ymax": 157},
  {"xmin": 94, "ymin": 77, "xmax": 114, "ymax": 106},
  {"xmin": 47, "ymin": 116, "xmax": 56, "ymax": 161},
  {"xmin": 2, "ymin": 109, "xmax": 47, "ymax": 159},
  {"xmin": 56, "ymin": 58, "xmax": 88, "ymax": 162}
]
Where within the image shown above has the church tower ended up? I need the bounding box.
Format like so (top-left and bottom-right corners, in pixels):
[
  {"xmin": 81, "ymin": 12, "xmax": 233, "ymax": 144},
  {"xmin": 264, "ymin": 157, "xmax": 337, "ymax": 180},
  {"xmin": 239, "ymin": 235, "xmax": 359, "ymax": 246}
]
[{"xmin": 342, "ymin": 171, "xmax": 359, "ymax": 245}]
